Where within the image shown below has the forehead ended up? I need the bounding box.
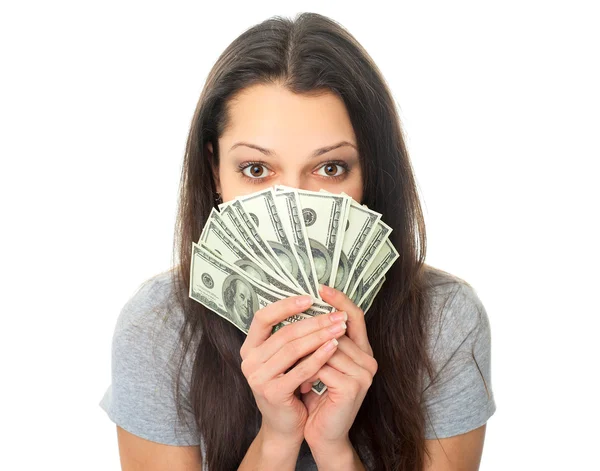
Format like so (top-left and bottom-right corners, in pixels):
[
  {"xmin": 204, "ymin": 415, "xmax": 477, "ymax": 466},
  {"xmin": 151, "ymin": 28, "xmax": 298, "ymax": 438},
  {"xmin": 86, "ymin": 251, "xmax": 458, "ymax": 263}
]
[
  {"xmin": 235, "ymin": 280, "xmax": 250, "ymax": 291},
  {"xmin": 222, "ymin": 83, "xmax": 356, "ymax": 148}
]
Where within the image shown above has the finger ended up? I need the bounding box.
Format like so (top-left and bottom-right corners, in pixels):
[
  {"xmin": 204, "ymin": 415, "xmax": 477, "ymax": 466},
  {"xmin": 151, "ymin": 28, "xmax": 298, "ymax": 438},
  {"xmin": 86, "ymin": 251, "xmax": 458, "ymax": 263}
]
[
  {"xmin": 322, "ymin": 348, "xmax": 364, "ymax": 377},
  {"xmin": 335, "ymin": 336, "xmax": 379, "ymax": 377},
  {"xmin": 318, "ymin": 284, "xmax": 371, "ymax": 354},
  {"xmin": 299, "ymin": 337, "xmax": 378, "ymax": 389},
  {"xmin": 276, "ymin": 338, "xmax": 340, "ymax": 392},
  {"xmin": 255, "ymin": 310, "xmax": 348, "ymax": 363},
  {"xmin": 254, "ymin": 321, "xmax": 347, "ymax": 383},
  {"xmin": 300, "ymin": 381, "xmax": 313, "ymax": 394},
  {"xmin": 242, "ymin": 295, "xmax": 313, "ymax": 355},
  {"xmin": 307, "ymin": 364, "xmax": 349, "ymax": 393}
]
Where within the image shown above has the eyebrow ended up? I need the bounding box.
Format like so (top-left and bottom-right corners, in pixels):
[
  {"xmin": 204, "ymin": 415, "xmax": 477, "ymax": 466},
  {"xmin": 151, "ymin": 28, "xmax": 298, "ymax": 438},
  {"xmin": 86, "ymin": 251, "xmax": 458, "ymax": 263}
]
[{"xmin": 229, "ymin": 141, "xmax": 357, "ymax": 158}]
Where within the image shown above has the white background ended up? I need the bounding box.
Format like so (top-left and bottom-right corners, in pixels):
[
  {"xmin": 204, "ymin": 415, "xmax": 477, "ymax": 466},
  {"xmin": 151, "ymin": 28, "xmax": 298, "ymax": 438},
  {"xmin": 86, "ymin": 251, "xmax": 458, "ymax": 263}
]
[{"xmin": 1, "ymin": 1, "xmax": 598, "ymax": 469}]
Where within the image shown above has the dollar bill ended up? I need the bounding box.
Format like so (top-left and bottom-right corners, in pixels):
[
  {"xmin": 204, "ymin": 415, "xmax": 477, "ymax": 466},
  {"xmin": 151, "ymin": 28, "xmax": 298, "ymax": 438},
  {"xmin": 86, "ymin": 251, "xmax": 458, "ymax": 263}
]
[
  {"xmin": 218, "ymin": 204, "xmax": 289, "ymax": 281},
  {"xmin": 199, "ymin": 217, "xmax": 301, "ymax": 295},
  {"xmin": 358, "ymin": 276, "xmax": 386, "ymax": 314},
  {"xmin": 349, "ymin": 238, "xmax": 398, "ymax": 303},
  {"xmin": 199, "ymin": 240, "xmax": 334, "ymax": 313},
  {"xmin": 295, "ymin": 189, "xmax": 346, "ymax": 287},
  {"xmin": 331, "ymin": 198, "xmax": 381, "ymax": 292},
  {"xmin": 344, "ymin": 220, "xmax": 392, "ymax": 296},
  {"xmin": 189, "ymin": 242, "xmax": 330, "ymax": 334},
  {"xmin": 274, "ymin": 189, "xmax": 321, "ymax": 297},
  {"xmin": 238, "ymin": 189, "xmax": 314, "ymax": 296},
  {"xmin": 226, "ymin": 199, "xmax": 298, "ymax": 286}
]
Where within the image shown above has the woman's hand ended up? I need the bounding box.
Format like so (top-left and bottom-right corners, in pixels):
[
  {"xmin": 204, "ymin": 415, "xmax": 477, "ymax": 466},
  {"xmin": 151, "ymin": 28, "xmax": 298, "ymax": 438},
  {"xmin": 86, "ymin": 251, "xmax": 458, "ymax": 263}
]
[
  {"xmin": 239, "ymin": 294, "xmax": 349, "ymax": 445},
  {"xmin": 300, "ymin": 285, "xmax": 379, "ymax": 458}
]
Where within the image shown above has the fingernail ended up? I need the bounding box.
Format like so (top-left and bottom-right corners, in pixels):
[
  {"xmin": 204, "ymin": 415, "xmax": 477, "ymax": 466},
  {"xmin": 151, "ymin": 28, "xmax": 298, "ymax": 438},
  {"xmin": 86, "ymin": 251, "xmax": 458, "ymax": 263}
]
[
  {"xmin": 296, "ymin": 295, "xmax": 313, "ymax": 307},
  {"xmin": 328, "ymin": 322, "xmax": 346, "ymax": 334},
  {"xmin": 323, "ymin": 338, "xmax": 338, "ymax": 352},
  {"xmin": 329, "ymin": 311, "xmax": 347, "ymax": 323},
  {"xmin": 319, "ymin": 284, "xmax": 334, "ymax": 297}
]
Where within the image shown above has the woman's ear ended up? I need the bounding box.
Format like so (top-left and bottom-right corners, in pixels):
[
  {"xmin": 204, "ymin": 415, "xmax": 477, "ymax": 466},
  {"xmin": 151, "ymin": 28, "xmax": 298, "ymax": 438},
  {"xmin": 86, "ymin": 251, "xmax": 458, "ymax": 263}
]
[{"xmin": 206, "ymin": 141, "xmax": 221, "ymax": 193}]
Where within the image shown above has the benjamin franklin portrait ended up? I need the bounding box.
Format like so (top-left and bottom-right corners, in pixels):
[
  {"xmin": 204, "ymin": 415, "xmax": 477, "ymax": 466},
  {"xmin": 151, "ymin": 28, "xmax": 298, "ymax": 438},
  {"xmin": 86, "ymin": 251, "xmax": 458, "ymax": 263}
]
[{"xmin": 222, "ymin": 275, "xmax": 259, "ymax": 330}]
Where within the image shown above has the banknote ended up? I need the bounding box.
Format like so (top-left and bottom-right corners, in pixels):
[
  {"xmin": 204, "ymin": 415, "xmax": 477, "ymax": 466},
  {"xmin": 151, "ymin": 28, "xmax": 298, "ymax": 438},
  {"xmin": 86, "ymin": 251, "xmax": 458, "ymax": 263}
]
[
  {"xmin": 189, "ymin": 242, "xmax": 329, "ymax": 334},
  {"xmin": 357, "ymin": 275, "xmax": 385, "ymax": 314},
  {"xmin": 199, "ymin": 217, "xmax": 301, "ymax": 295},
  {"xmin": 295, "ymin": 189, "xmax": 347, "ymax": 287},
  {"xmin": 218, "ymin": 204, "xmax": 288, "ymax": 280},
  {"xmin": 238, "ymin": 189, "xmax": 314, "ymax": 296},
  {"xmin": 199, "ymin": 241, "xmax": 333, "ymax": 312},
  {"xmin": 349, "ymin": 238, "xmax": 398, "ymax": 303},
  {"xmin": 205, "ymin": 209, "xmax": 286, "ymax": 275},
  {"xmin": 273, "ymin": 189, "xmax": 321, "ymax": 297},
  {"xmin": 225, "ymin": 199, "xmax": 298, "ymax": 286},
  {"xmin": 344, "ymin": 220, "xmax": 392, "ymax": 296},
  {"xmin": 332, "ymin": 198, "xmax": 381, "ymax": 292}
]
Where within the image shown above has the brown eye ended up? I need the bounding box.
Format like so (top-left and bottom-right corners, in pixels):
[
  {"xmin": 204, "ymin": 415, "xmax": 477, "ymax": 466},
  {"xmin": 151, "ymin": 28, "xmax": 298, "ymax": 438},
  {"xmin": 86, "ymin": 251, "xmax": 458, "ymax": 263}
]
[
  {"xmin": 241, "ymin": 163, "xmax": 268, "ymax": 178},
  {"xmin": 250, "ymin": 165, "xmax": 263, "ymax": 176},
  {"xmin": 315, "ymin": 162, "xmax": 345, "ymax": 178},
  {"xmin": 324, "ymin": 164, "xmax": 337, "ymax": 175}
]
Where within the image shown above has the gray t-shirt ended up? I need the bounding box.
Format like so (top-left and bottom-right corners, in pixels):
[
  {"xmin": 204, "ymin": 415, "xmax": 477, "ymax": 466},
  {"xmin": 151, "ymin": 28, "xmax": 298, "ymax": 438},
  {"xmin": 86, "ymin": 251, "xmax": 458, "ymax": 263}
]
[{"xmin": 99, "ymin": 268, "xmax": 496, "ymax": 468}]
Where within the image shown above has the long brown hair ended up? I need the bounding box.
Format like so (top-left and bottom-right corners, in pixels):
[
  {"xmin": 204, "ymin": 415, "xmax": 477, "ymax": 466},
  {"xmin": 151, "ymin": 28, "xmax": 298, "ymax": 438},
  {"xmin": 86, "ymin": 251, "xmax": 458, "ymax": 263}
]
[{"xmin": 169, "ymin": 12, "xmax": 438, "ymax": 470}]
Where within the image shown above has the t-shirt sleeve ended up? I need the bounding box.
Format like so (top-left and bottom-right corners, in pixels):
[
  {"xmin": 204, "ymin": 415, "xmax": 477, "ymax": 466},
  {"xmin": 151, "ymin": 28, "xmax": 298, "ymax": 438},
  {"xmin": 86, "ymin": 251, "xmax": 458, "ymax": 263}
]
[
  {"xmin": 98, "ymin": 275, "xmax": 202, "ymax": 446},
  {"xmin": 421, "ymin": 282, "xmax": 497, "ymax": 439}
]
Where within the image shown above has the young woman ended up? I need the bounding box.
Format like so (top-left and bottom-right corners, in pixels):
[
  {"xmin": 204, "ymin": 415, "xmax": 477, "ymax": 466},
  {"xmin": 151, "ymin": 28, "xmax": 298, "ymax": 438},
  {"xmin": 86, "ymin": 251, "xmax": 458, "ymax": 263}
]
[{"xmin": 99, "ymin": 12, "xmax": 496, "ymax": 470}]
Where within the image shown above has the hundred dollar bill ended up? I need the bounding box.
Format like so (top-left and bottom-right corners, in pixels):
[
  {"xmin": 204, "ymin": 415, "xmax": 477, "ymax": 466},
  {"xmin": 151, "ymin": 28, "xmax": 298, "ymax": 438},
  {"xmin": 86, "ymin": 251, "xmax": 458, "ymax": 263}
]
[
  {"xmin": 295, "ymin": 189, "xmax": 346, "ymax": 287},
  {"xmin": 349, "ymin": 238, "xmax": 398, "ymax": 303},
  {"xmin": 199, "ymin": 217, "xmax": 301, "ymax": 295},
  {"xmin": 344, "ymin": 220, "xmax": 392, "ymax": 296},
  {"xmin": 199, "ymin": 240, "xmax": 334, "ymax": 313},
  {"xmin": 205, "ymin": 209, "xmax": 283, "ymax": 274},
  {"xmin": 332, "ymin": 198, "xmax": 381, "ymax": 292},
  {"xmin": 358, "ymin": 275, "xmax": 386, "ymax": 314},
  {"xmin": 273, "ymin": 189, "xmax": 321, "ymax": 297},
  {"xmin": 218, "ymin": 204, "xmax": 289, "ymax": 282},
  {"xmin": 189, "ymin": 242, "xmax": 330, "ymax": 335},
  {"xmin": 238, "ymin": 189, "xmax": 314, "ymax": 296},
  {"xmin": 223, "ymin": 199, "xmax": 298, "ymax": 286},
  {"xmin": 198, "ymin": 241, "xmax": 335, "ymax": 314}
]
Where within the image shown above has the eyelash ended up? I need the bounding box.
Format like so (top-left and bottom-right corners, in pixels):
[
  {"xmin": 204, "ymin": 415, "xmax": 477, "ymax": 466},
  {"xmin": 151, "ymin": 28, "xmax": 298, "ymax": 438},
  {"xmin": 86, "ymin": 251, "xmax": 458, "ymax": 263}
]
[{"xmin": 237, "ymin": 160, "xmax": 350, "ymax": 184}]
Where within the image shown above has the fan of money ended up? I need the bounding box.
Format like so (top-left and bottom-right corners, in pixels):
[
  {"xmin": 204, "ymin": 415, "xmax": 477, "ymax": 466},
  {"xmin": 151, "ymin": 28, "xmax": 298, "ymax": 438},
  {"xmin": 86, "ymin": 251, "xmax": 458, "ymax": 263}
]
[{"xmin": 189, "ymin": 185, "xmax": 398, "ymax": 394}]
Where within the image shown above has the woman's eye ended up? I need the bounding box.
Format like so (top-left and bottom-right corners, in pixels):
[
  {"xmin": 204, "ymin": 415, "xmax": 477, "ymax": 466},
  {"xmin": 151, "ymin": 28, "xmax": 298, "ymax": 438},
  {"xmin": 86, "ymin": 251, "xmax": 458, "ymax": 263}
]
[
  {"xmin": 241, "ymin": 164, "xmax": 269, "ymax": 178},
  {"xmin": 315, "ymin": 163, "xmax": 345, "ymax": 177}
]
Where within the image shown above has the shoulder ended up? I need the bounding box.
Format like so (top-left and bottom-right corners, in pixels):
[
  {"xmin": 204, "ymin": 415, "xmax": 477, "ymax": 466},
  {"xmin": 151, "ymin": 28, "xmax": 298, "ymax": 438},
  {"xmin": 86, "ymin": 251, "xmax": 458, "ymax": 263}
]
[
  {"xmin": 113, "ymin": 269, "xmax": 180, "ymax": 335},
  {"xmin": 419, "ymin": 265, "xmax": 496, "ymax": 439},
  {"xmin": 111, "ymin": 268, "xmax": 194, "ymax": 361},
  {"xmin": 422, "ymin": 266, "xmax": 488, "ymax": 350},
  {"xmin": 100, "ymin": 268, "xmax": 202, "ymax": 446}
]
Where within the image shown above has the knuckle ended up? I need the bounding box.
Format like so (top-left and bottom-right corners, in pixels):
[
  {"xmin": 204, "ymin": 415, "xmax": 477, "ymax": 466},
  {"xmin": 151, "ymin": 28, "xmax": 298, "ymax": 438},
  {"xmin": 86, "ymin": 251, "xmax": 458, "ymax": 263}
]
[
  {"xmin": 317, "ymin": 313, "xmax": 331, "ymax": 328},
  {"xmin": 293, "ymin": 359, "xmax": 312, "ymax": 379},
  {"xmin": 359, "ymin": 370, "xmax": 374, "ymax": 388},
  {"xmin": 319, "ymin": 327, "xmax": 334, "ymax": 342},
  {"xmin": 240, "ymin": 357, "xmax": 254, "ymax": 377},
  {"xmin": 254, "ymin": 308, "xmax": 268, "ymax": 324},
  {"xmin": 367, "ymin": 356, "xmax": 378, "ymax": 375},
  {"xmin": 280, "ymin": 323, "xmax": 299, "ymax": 341},
  {"xmin": 263, "ymin": 382, "xmax": 283, "ymax": 404},
  {"xmin": 282, "ymin": 341, "xmax": 302, "ymax": 359},
  {"xmin": 247, "ymin": 370, "xmax": 263, "ymax": 391}
]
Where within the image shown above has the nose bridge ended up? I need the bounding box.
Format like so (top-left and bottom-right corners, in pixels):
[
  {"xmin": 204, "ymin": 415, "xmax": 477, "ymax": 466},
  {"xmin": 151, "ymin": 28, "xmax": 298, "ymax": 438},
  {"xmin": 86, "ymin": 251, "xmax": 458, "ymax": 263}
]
[{"xmin": 277, "ymin": 170, "xmax": 302, "ymax": 190}]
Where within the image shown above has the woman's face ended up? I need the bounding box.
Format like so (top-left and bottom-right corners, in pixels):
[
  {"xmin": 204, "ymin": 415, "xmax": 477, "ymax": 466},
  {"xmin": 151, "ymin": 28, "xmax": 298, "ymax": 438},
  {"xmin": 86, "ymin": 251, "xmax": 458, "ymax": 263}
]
[{"xmin": 207, "ymin": 83, "xmax": 363, "ymax": 203}]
